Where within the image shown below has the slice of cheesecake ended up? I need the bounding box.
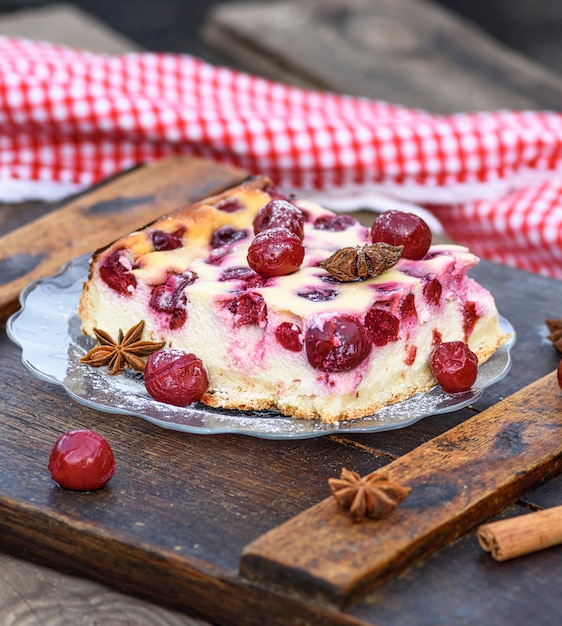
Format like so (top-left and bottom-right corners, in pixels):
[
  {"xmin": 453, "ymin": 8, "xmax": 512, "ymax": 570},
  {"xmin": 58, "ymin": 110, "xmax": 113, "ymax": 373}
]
[{"xmin": 78, "ymin": 176, "xmax": 510, "ymax": 423}]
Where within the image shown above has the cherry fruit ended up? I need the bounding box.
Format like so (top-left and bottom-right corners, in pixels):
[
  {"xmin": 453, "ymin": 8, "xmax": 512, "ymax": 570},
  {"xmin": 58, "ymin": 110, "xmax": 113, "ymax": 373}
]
[
  {"xmin": 219, "ymin": 266, "xmax": 254, "ymax": 281},
  {"xmin": 149, "ymin": 271, "xmax": 197, "ymax": 330},
  {"xmin": 150, "ymin": 228, "xmax": 184, "ymax": 251},
  {"xmin": 305, "ymin": 314, "xmax": 371, "ymax": 372},
  {"xmin": 210, "ymin": 226, "xmax": 248, "ymax": 249},
  {"xmin": 297, "ymin": 287, "xmax": 338, "ymax": 302},
  {"xmin": 430, "ymin": 341, "xmax": 478, "ymax": 393},
  {"xmin": 371, "ymin": 210, "xmax": 432, "ymax": 260},
  {"xmin": 253, "ymin": 199, "xmax": 305, "ymax": 239},
  {"xmin": 145, "ymin": 350, "xmax": 209, "ymax": 407},
  {"xmin": 275, "ymin": 322, "xmax": 303, "ymax": 352},
  {"xmin": 99, "ymin": 249, "xmax": 136, "ymax": 295},
  {"xmin": 463, "ymin": 301, "xmax": 479, "ymax": 337},
  {"xmin": 364, "ymin": 307, "xmax": 400, "ymax": 346},
  {"xmin": 313, "ymin": 214, "xmax": 357, "ymax": 232},
  {"xmin": 424, "ymin": 278, "xmax": 442, "ymax": 307},
  {"xmin": 558, "ymin": 360, "xmax": 562, "ymax": 390},
  {"xmin": 48, "ymin": 429, "xmax": 116, "ymax": 491},
  {"xmin": 228, "ymin": 292, "xmax": 267, "ymax": 327},
  {"xmin": 247, "ymin": 227, "xmax": 305, "ymax": 277},
  {"xmin": 263, "ymin": 183, "xmax": 289, "ymax": 201},
  {"xmin": 215, "ymin": 197, "xmax": 244, "ymax": 213}
]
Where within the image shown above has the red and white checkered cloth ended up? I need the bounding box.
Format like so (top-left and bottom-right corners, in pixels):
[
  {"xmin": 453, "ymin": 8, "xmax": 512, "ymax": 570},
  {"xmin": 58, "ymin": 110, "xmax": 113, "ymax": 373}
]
[{"xmin": 1, "ymin": 37, "xmax": 561, "ymax": 279}]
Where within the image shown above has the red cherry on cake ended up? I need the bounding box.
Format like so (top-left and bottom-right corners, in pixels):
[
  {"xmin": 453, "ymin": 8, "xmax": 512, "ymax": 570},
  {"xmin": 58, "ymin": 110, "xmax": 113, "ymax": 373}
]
[
  {"xmin": 253, "ymin": 199, "xmax": 305, "ymax": 239},
  {"xmin": 149, "ymin": 271, "xmax": 197, "ymax": 330},
  {"xmin": 210, "ymin": 226, "xmax": 248, "ymax": 248},
  {"xmin": 430, "ymin": 341, "xmax": 478, "ymax": 393},
  {"xmin": 263, "ymin": 183, "xmax": 289, "ymax": 201},
  {"xmin": 313, "ymin": 214, "xmax": 357, "ymax": 232},
  {"xmin": 215, "ymin": 197, "xmax": 244, "ymax": 213},
  {"xmin": 247, "ymin": 227, "xmax": 305, "ymax": 277},
  {"xmin": 48, "ymin": 429, "xmax": 116, "ymax": 491},
  {"xmin": 150, "ymin": 228, "xmax": 185, "ymax": 251},
  {"xmin": 99, "ymin": 249, "xmax": 137, "ymax": 295},
  {"xmin": 297, "ymin": 287, "xmax": 338, "ymax": 302},
  {"xmin": 144, "ymin": 350, "xmax": 209, "ymax": 407},
  {"xmin": 557, "ymin": 360, "xmax": 562, "ymax": 390},
  {"xmin": 364, "ymin": 307, "xmax": 400, "ymax": 346},
  {"xmin": 275, "ymin": 322, "xmax": 303, "ymax": 352},
  {"xmin": 371, "ymin": 210, "xmax": 432, "ymax": 260},
  {"xmin": 305, "ymin": 314, "xmax": 372, "ymax": 372},
  {"xmin": 229, "ymin": 292, "xmax": 267, "ymax": 327}
]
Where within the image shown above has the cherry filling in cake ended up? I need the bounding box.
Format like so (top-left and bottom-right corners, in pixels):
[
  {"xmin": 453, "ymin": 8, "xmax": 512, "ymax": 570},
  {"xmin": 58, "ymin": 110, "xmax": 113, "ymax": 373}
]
[{"xmin": 78, "ymin": 176, "xmax": 510, "ymax": 423}]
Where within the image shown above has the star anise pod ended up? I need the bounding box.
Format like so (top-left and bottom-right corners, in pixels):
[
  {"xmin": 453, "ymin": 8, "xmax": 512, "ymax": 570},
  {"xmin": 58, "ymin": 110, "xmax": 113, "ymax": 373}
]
[
  {"xmin": 80, "ymin": 320, "xmax": 166, "ymax": 376},
  {"xmin": 328, "ymin": 468, "xmax": 411, "ymax": 523},
  {"xmin": 319, "ymin": 243, "xmax": 403, "ymax": 282},
  {"xmin": 546, "ymin": 318, "xmax": 562, "ymax": 352}
]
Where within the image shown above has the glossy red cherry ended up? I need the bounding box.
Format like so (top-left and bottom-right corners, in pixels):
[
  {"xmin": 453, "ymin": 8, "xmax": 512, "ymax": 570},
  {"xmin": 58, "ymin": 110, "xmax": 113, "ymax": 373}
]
[
  {"xmin": 371, "ymin": 210, "xmax": 432, "ymax": 260},
  {"xmin": 430, "ymin": 341, "xmax": 478, "ymax": 393},
  {"xmin": 48, "ymin": 430, "xmax": 116, "ymax": 491},
  {"xmin": 305, "ymin": 314, "xmax": 372, "ymax": 372},
  {"xmin": 557, "ymin": 360, "xmax": 562, "ymax": 390},
  {"xmin": 144, "ymin": 350, "xmax": 209, "ymax": 407},
  {"xmin": 247, "ymin": 227, "xmax": 305, "ymax": 277}
]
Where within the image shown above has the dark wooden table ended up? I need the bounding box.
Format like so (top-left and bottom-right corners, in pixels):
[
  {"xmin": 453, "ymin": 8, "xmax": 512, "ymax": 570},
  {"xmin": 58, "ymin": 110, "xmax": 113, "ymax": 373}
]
[{"xmin": 1, "ymin": 1, "xmax": 562, "ymax": 625}]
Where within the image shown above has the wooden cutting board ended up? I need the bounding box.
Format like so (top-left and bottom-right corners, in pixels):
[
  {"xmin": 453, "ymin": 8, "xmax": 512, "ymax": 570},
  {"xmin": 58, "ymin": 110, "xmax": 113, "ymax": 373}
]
[{"xmin": 1, "ymin": 156, "xmax": 562, "ymax": 624}]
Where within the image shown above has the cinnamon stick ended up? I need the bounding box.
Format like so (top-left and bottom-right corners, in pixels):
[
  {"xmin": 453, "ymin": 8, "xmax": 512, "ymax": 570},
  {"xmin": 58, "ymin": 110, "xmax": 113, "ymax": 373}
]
[{"xmin": 478, "ymin": 505, "xmax": 562, "ymax": 561}]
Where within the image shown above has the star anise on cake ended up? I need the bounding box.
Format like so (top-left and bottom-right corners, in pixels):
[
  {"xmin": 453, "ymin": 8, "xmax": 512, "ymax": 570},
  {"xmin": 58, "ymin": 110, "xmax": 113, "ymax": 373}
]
[
  {"xmin": 80, "ymin": 320, "xmax": 166, "ymax": 376},
  {"xmin": 328, "ymin": 468, "xmax": 411, "ymax": 523},
  {"xmin": 546, "ymin": 318, "xmax": 562, "ymax": 352},
  {"xmin": 319, "ymin": 243, "xmax": 403, "ymax": 282}
]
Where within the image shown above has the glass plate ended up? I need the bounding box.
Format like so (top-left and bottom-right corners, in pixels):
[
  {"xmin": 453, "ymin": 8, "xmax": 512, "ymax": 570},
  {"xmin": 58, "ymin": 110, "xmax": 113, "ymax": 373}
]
[{"xmin": 7, "ymin": 254, "xmax": 515, "ymax": 440}]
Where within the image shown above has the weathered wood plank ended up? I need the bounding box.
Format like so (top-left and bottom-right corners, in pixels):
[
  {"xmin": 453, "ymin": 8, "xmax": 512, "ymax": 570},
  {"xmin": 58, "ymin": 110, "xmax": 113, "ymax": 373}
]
[
  {"xmin": 202, "ymin": 0, "xmax": 562, "ymax": 112},
  {"xmin": 0, "ymin": 156, "xmax": 248, "ymax": 322},
  {"xmin": 239, "ymin": 371, "xmax": 562, "ymax": 606}
]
